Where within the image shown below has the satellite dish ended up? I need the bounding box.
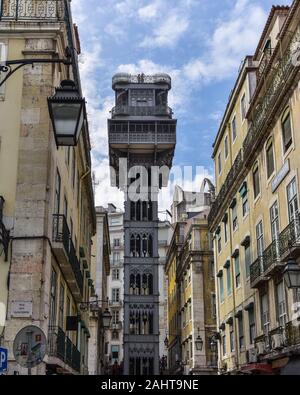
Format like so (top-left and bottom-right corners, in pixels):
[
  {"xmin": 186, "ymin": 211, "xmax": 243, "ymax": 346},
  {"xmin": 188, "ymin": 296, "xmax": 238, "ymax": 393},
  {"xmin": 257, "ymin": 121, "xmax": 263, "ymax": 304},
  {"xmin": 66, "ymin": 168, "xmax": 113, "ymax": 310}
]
[{"xmin": 13, "ymin": 325, "xmax": 46, "ymax": 371}]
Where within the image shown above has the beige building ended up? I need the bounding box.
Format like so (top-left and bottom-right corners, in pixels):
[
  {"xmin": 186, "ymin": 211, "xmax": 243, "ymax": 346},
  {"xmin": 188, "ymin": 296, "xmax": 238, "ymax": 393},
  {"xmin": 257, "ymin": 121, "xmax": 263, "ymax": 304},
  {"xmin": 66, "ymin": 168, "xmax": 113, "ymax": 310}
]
[
  {"xmin": 209, "ymin": 3, "xmax": 300, "ymax": 375},
  {"xmin": 0, "ymin": 0, "xmax": 96, "ymax": 375},
  {"xmin": 165, "ymin": 180, "xmax": 217, "ymax": 375}
]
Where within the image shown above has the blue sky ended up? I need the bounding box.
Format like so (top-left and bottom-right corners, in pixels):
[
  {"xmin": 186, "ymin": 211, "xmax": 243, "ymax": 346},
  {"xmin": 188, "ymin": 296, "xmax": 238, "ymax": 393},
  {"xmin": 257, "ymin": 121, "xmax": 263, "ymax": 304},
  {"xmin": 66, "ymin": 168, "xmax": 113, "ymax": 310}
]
[{"xmin": 71, "ymin": 0, "xmax": 292, "ymax": 209}]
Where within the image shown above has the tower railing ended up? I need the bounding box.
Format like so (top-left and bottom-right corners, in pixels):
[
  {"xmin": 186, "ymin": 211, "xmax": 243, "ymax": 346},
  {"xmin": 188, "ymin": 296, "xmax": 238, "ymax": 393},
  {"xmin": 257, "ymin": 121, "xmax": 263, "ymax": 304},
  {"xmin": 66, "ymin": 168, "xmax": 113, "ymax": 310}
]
[{"xmin": 0, "ymin": 0, "xmax": 65, "ymax": 21}]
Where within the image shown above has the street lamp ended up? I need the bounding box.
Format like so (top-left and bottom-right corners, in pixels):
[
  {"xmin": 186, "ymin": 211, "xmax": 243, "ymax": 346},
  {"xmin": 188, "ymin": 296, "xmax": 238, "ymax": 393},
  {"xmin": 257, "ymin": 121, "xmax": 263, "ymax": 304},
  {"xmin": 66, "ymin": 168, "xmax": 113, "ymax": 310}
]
[
  {"xmin": 102, "ymin": 308, "xmax": 113, "ymax": 329},
  {"xmin": 283, "ymin": 258, "xmax": 300, "ymax": 289},
  {"xmin": 48, "ymin": 79, "xmax": 86, "ymax": 146},
  {"xmin": 195, "ymin": 328, "xmax": 203, "ymax": 351}
]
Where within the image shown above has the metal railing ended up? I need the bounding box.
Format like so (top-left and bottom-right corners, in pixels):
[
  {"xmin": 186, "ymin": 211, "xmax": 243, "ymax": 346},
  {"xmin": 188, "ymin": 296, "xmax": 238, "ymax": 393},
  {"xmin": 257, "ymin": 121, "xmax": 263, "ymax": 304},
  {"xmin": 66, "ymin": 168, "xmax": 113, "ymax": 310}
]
[
  {"xmin": 52, "ymin": 214, "xmax": 83, "ymax": 294},
  {"xmin": 285, "ymin": 320, "xmax": 300, "ymax": 347},
  {"xmin": 112, "ymin": 73, "xmax": 171, "ymax": 87},
  {"xmin": 257, "ymin": 48, "xmax": 273, "ymax": 82},
  {"xmin": 111, "ymin": 105, "xmax": 172, "ymax": 118},
  {"xmin": 208, "ymin": 150, "xmax": 243, "ymax": 226},
  {"xmin": 48, "ymin": 326, "xmax": 81, "ymax": 372},
  {"xmin": 0, "ymin": 196, "xmax": 10, "ymax": 261},
  {"xmin": 250, "ymin": 214, "xmax": 300, "ymax": 287},
  {"xmin": 0, "ymin": 0, "xmax": 65, "ymax": 21}
]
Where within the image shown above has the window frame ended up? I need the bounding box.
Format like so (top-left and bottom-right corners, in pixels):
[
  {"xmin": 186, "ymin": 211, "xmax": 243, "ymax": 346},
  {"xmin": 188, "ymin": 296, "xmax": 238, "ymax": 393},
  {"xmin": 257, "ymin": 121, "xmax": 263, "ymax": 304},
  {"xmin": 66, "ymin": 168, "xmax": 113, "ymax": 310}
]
[
  {"xmin": 281, "ymin": 108, "xmax": 293, "ymax": 154},
  {"xmin": 252, "ymin": 163, "xmax": 260, "ymax": 200},
  {"xmin": 231, "ymin": 115, "xmax": 237, "ymax": 142},
  {"xmin": 266, "ymin": 138, "xmax": 275, "ymax": 180}
]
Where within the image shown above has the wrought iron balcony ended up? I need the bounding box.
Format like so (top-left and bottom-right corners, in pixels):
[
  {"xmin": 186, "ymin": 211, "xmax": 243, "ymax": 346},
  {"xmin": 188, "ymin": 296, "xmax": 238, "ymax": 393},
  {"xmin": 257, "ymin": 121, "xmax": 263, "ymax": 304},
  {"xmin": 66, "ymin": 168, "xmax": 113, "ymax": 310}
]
[
  {"xmin": 112, "ymin": 73, "xmax": 171, "ymax": 88},
  {"xmin": 48, "ymin": 326, "xmax": 81, "ymax": 372},
  {"xmin": 111, "ymin": 105, "xmax": 172, "ymax": 118},
  {"xmin": 0, "ymin": 0, "xmax": 65, "ymax": 21},
  {"xmin": 208, "ymin": 150, "xmax": 243, "ymax": 227},
  {"xmin": 257, "ymin": 48, "xmax": 274, "ymax": 82},
  {"xmin": 52, "ymin": 214, "xmax": 83, "ymax": 298},
  {"xmin": 285, "ymin": 320, "xmax": 300, "ymax": 347},
  {"xmin": 243, "ymin": 31, "xmax": 298, "ymax": 164},
  {"xmin": 250, "ymin": 214, "xmax": 300, "ymax": 288}
]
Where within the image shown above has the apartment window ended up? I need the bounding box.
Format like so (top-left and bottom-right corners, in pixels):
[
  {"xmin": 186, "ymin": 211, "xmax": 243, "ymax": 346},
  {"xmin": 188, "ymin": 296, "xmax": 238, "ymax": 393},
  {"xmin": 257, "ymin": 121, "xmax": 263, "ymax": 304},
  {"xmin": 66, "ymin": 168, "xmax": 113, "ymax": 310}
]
[
  {"xmin": 261, "ymin": 293, "xmax": 270, "ymax": 334},
  {"xmin": 253, "ymin": 164, "xmax": 260, "ymax": 199},
  {"xmin": 234, "ymin": 255, "xmax": 241, "ymax": 288},
  {"xmin": 112, "ymin": 331, "xmax": 119, "ymax": 340},
  {"xmin": 218, "ymin": 152, "xmax": 222, "ymax": 175},
  {"xmin": 237, "ymin": 314, "xmax": 244, "ymax": 349},
  {"xmin": 112, "ymin": 288, "xmax": 120, "ymax": 302},
  {"xmin": 211, "ymin": 293, "xmax": 217, "ymax": 318},
  {"xmin": 222, "ymin": 334, "xmax": 226, "ymax": 356},
  {"xmin": 287, "ymin": 178, "xmax": 299, "ymax": 222},
  {"xmin": 217, "ymin": 230, "xmax": 222, "ymax": 254},
  {"xmin": 241, "ymin": 93, "xmax": 247, "ymax": 120},
  {"xmin": 114, "ymin": 238, "xmax": 120, "ymax": 247},
  {"xmin": 112, "ymin": 269, "xmax": 120, "ymax": 280},
  {"xmin": 230, "ymin": 326, "xmax": 235, "ymax": 352},
  {"xmin": 219, "ymin": 274, "xmax": 224, "ymax": 302},
  {"xmin": 0, "ymin": 42, "xmax": 7, "ymax": 96},
  {"xmin": 224, "ymin": 220, "xmax": 228, "ymax": 244},
  {"xmin": 111, "ymin": 345, "xmax": 119, "ymax": 361},
  {"xmin": 276, "ymin": 281, "xmax": 288, "ymax": 327},
  {"xmin": 231, "ymin": 201, "xmax": 238, "ymax": 231},
  {"xmin": 224, "ymin": 135, "xmax": 229, "ymax": 159},
  {"xmin": 282, "ymin": 110, "xmax": 293, "ymax": 153},
  {"xmin": 113, "ymin": 252, "xmax": 120, "ymax": 262},
  {"xmin": 270, "ymin": 201, "xmax": 279, "ymax": 242},
  {"xmin": 244, "ymin": 244, "xmax": 251, "ymax": 279},
  {"xmin": 49, "ymin": 268, "xmax": 57, "ymax": 327},
  {"xmin": 266, "ymin": 140, "xmax": 275, "ymax": 179},
  {"xmin": 242, "ymin": 194, "xmax": 249, "ymax": 217},
  {"xmin": 58, "ymin": 283, "xmax": 65, "ymax": 329},
  {"xmin": 231, "ymin": 116, "xmax": 237, "ymax": 141},
  {"xmin": 112, "ymin": 310, "xmax": 119, "ymax": 325},
  {"xmin": 226, "ymin": 264, "xmax": 232, "ymax": 295},
  {"xmin": 54, "ymin": 169, "xmax": 61, "ymax": 214},
  {"xmin": 256, "ymin": 221, "xmax": 264, "ymax": 257},
  {"xmin": 248, "ymin": 308, "xmax": 256, "ymax": 345},
  {"xmin": 210, "ymin": 261, "xmax": 215, "ymax": 279}
]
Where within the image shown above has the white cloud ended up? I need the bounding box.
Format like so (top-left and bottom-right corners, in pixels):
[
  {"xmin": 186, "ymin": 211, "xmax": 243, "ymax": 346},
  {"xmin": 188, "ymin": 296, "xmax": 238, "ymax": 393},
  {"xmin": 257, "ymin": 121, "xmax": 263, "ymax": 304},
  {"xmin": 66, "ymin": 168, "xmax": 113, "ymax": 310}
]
[
  {"xmin": 138, "ymin": 1, "xmax": 160, "ymax": 21},
  {"xmin": 140, "ymin": 12, "xmax": 189, "ymax": 48},
  {"xmin": 183, "ymin": 0, "xmax": 267, "ymax": 82}
]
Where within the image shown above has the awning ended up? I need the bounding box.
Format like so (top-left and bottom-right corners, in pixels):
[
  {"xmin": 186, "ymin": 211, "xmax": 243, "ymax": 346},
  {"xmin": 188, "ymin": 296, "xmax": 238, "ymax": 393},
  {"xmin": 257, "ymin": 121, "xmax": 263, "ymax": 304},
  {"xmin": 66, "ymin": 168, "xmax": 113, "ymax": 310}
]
[{"xmin": 240, "ymin": 363, "xmax": 273, "ymax": 374}]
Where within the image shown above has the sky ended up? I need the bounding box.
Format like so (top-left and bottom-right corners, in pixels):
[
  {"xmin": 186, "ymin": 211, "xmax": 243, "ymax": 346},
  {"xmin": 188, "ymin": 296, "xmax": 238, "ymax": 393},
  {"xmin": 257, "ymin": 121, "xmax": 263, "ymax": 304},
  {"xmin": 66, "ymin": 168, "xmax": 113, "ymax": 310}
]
[{"xmin": 71, "ymin": 0, "xmax": 292, "ymax": 211}]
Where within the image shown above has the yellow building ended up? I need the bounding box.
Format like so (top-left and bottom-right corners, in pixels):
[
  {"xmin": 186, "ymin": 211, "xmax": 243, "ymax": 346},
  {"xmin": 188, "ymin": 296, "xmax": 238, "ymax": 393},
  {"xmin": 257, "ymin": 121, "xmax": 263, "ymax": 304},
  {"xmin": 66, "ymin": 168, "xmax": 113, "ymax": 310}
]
[
  {"xmin": 209, "ymin": 3, "xmax": 300, "ymax": 375},
  {"xmin": 165, "ymin": 182, "xmax": 217, "ymax": 375},
  {"xmin": 0, "ymin": 0, "xmax": 96, "ymax": 375}
]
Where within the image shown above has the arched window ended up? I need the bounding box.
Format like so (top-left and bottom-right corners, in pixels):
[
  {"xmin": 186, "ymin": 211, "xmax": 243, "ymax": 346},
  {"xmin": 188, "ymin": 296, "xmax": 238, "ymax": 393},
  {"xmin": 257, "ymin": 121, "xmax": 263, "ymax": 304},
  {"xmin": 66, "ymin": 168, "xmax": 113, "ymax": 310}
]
[{"xmin": 252, "ymin": 162, "xmax": 260, "ymax": 199}]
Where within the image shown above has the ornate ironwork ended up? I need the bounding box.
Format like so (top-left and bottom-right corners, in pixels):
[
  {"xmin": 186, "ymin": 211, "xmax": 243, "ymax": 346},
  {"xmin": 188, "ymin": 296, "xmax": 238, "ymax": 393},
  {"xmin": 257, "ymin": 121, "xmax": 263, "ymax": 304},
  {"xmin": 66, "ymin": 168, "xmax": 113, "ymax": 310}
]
[
  {"xmin": 257, "ymin": 48, "xmax": 273, "ymax": 82},
  {"xmin": 285, "ymin": 320, "xmax": 300, "ymax": 347},
  {"xmin": 112, "ymin": 73, "xmax": 171, "ymax": 87},
  {"xmin": 0, "ymin": 0, "xmax": 64, "ymax": 21},
  {"xmin": 208, "ymin": 150, "xmax": 243, "ymax": 227},
  {"xmin": 111, "ymin": 105, "xmax": 172, "ymax": 118}
]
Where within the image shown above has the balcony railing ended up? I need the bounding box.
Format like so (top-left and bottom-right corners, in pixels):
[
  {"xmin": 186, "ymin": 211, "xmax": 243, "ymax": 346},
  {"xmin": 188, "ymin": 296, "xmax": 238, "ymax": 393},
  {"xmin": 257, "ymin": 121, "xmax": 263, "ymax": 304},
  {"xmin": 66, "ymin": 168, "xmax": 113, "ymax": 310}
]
[
  {"xmin": 257, "ymin": 48, "xmax": 273, "ymax": 82},
  {"xmin": 208, "ymin": 150, "xmax": 243, "ymax": 226},
  {"xmin": 285, "ymin": 320, "xmax": 300, "ymax": 347},
  {"xmin": 0, "ymin": 0, "xmax": 65, "ymax": 21},
  {"xmin": 48, "ymin": 326, "xmax": 81, "ymax": 372},
  {"xmin": 111, "ymin": 321, "xmax": 123, "ymax": 330},
  {"xmin": 52, "ymin": 214, "xmax": 83, "ymax": 295},
  {"xmin": 243, "ymin": 28, "xmax": 300, "ymax": 164},
  {"xmin": 250, "ymin": 214, "xmax": 300, "ymax": 287},
  {"xmin": 111, "ymin": 105, "xmax": 172, "ymax": 118}
]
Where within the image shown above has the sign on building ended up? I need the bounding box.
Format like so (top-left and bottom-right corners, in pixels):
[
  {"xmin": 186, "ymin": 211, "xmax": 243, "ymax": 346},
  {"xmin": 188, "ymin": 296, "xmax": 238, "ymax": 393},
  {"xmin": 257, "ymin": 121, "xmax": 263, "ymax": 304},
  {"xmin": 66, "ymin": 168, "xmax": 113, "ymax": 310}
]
[
  {"xmin": 11, "ymin": 301, "xmax": 33, "ymax": 318},
  {"xmin": 0, "ymin": 347, "xmax": 8, "ymax": 373}
]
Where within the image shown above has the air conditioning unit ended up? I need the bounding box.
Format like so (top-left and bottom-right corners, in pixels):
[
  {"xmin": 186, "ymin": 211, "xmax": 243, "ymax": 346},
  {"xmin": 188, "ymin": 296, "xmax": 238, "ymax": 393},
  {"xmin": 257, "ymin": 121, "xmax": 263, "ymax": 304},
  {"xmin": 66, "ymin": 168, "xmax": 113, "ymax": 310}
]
[
  {"xmin": 247, "ymin": 348, "xmax": 258, "ymax": 363},
  {"xmin": 272, "ymin": 333, "xmax": 283, "ymax": 350},
  {"xmin": 256, "ymin": 341, "xmax": 266, "ymax": 355}
]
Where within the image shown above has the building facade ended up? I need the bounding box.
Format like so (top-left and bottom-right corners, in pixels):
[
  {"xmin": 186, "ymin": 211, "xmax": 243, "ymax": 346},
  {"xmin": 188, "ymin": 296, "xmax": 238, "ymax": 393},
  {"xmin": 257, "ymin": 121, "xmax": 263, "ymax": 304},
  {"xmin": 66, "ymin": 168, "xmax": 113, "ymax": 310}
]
[
  {"xmin": 209, "ymin": 3, "xmax": 300, "ymax": 375},
  {"xmin": 106, "ymin": 203, "xmax": 125, "ymax": 374},
  {"xmin": 88, "ymin": 207, "xmax": 111, "ymax": 375},
  {"xmin": 108, "ymin": 72, "xmax": 176, "ymax": 375},
  {"xmin": 0, "ymin": 0, "xmax": 96, "ymax": 375},
  {"xmin": 165, "ymin": 180, "xmax": 217, "ymax": 375}
]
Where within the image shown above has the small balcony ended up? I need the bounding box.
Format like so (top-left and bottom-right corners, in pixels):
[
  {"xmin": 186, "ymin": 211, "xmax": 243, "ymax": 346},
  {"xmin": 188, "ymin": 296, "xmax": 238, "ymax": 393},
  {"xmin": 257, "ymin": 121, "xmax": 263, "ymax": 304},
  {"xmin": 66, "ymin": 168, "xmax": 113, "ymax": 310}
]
[
  {"xmin": 111, "ymin": 105, "xmax": 173, "ymax": 118},
  {"xmin": 250, "ymin": 215, "xmax": 300, "ymax": 288},
  {"xmin": 47, "ymin": 326, "xmax": 81, "ymax": 373},
  {"xmin": 109, "ymin": 300, "xmax": 123, "ymax": 307},
  {"xmin": 0, "ymin": 0, "xmax": 65, "ymax": 21},
  {"xmin": 111, "ymin": 321, "xmax": 123, "ymax": 330},
  {"xmin": 52, "ymin": 214, "xmax": 83, "ymax": 300},
  {"xmin": 257, "ymin": 48, "xmax": 274, "ymax": 82},
  {"xmin": 285, "ymin": 320, "xmax": 300, "ymax": 347}
]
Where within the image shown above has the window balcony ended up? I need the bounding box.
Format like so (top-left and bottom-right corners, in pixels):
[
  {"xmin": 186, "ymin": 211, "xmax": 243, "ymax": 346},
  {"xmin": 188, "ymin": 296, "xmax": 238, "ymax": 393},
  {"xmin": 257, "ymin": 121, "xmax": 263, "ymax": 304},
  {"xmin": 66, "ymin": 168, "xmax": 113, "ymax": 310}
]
[
  {"xmin": 109, "ymin": 300, "xmax": 123, "ymax": 307},
  {"xmin": 52, "ymin": 214, "xmax": 83, "ymax": 300},
  {"xmin": 48, "ymin": 326, "xmax": 81, "ymax": 372},
  {"xmin": 111, "ymin": 321, "xmax": 123, "ymax": 330},
  {"xmin": 0, "ymin": 0, "xmax": 65, "ymax": 21},
  {"xmin": 250, "ymin": 214, "xmax": 300, "ymax": 288},
  {"xmin": 257, "ymin": 48, "xmax": 274, "ymax": 83}
]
